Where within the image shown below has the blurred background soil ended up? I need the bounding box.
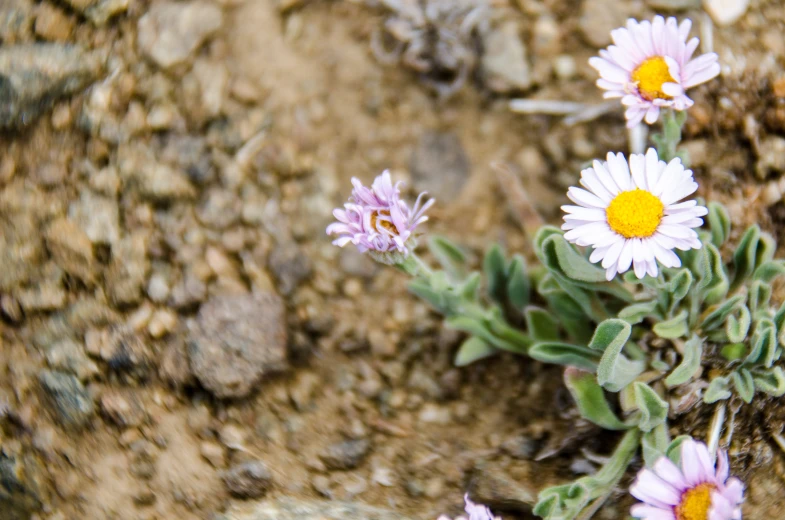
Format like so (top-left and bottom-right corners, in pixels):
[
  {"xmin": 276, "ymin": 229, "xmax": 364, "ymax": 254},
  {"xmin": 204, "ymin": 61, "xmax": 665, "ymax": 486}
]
[{"xmin": 1, "ymin": 0, "xmax": 785, "ymax": 518}]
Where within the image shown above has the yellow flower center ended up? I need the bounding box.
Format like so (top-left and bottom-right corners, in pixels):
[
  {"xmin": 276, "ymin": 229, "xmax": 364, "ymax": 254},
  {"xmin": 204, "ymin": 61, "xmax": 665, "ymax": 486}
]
[
  {"xmin": 606, "ymin": 189, "xmax": 664, "ymax": 239},
  {"xmin": 371, "ymin": 210, "xmax": 397, "ymax": 234},
  {"xmin": 631, "ymin": 56, "xmax": 676, "ymax": 101},
  {"xmin": 676, "ymin": 483, "xmax": 715, "ymax": 520}
]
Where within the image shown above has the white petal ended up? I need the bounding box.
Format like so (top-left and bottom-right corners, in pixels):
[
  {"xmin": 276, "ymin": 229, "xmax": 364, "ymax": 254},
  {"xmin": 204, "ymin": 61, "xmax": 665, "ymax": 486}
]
[
  {"xmin": 618, "ymin": 239, "xmax": 634, "ymax": 273},
  {"xmin": 629, "ymin": 153, "xmax": 647, "ymax": 189},
  {"xmin": 631, "ymin": 504, "xmax": 676, "ymax": 520},
  {"xmin": 606, "ymin": 152, "xmax": 632, "ymax": 192},
  {"xmin": 602, "ymin": 239, "xmax": 625, "ymax": 269},
  {"xmin": 580, "ymin": 168, "xmax": 615, "ymax": 203},
  {"xmin": 568, "ymin": 187, "xmax": 607, "ymax": 209}
]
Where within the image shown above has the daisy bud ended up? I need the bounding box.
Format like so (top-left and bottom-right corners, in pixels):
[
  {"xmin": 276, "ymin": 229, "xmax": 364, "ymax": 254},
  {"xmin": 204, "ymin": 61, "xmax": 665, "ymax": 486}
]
[{"xmin": 327, "ymin": 170, "xmax": 434, "ymax": 265}]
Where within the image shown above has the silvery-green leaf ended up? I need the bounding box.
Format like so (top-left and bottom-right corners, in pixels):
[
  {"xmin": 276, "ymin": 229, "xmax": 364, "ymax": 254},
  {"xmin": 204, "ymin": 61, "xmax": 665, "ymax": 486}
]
[
  {"xmin": 642, "ymin": 423, "xmax": 670, "ymax": 467},
  {"xmin": 506, "ymin": 255, "xmax": 530, "ymax": 311},
  {"xmin": 529, "ymin": 342, "xmax": 601, "ymax": 371},
  {"xmin": 752, "ymin": 366, "xmax": 785, "ymax": 397},
  {"xmin": 753, "ymin": 259, "xmax": 785, "ymax": 283},
  {"xmin": 726, "ymin": 305, "xmax": 751, "ymax": 343},
  {"xmin": 408, "ymin": 278, "xmax": 446, "ymax": 312},
  {"xmin": 633, "ymin": 382, "xmax": 669, "ymax": 432},
  {"xmin": 596, "ymin": 320, "xmax": 644, "ymax": 392},
  {"xmin": 698, "ymin": 244, "xmax": 729, "ymax": 306},
  {"xmin": 525, "ymin": 306, "xmax": 560, "ymax": 341},
  {"xmin": 720, "ymin": 342, "xmax": 747, "ymax": 361},
  {"xmin": 707, "ymin": 202, "xmax": 731, "ymax": 247},
  {"xmin": 484, "ymin": 244, "xmax": 507, "ymax": 304},
  {"xmin": 665, "ymin": 435, "xmax": 692, "ymax": 465},
  {"xmin": 700, "ymin": 294, "xmax": 746, "ymax": 331},
  {"xmin": 731, "ymin": 225, "xmax": 760, "ymax": 289},
  {"xmin": 653, "ymin": 310, "xmax": 689, "ymax": 339},
  {"xmin": 542, "ymin": 234, "xmax": 607, "ymax": 283},
  {"xmin": 748, "ymin": 280, "xmax": 772, "ymax": 319},
  {"xmin": 704, "ymin": 376, "xmax": 732, "ymax": 403},
  {"xmin": 454, "ymin": 336, "xmax": 496, "ymax": 366},
  {"xmin": 564, "ymin": 367, "xmax": 629, "ymax": 430},
  {"xmin": 459, "ymin": 272, "xmax": 482, "ymax": 301},
  {"xmin": 446, "ymin": 316, "xmax": 526, "ymax": 354},
  {"xmin": 538, "ymin": 275, "xmax": 594, "ymax": 343},
  {"xmin": 428, "ymin": 235, "xmax": 467, "ymax": 276},
  {"xmin": 745, "ymin": 318, "xmax": 777, "ymax": 367},
  {"xmin": 732, "ymin": 368, "xmax": 755, "ymax": 403},
  {"xmin": 618, "ymin": 300, "xmax": 662, "ymax": 325},
  {"xmin": 666, "ymin": 269, "xmax": 693, "ymax": 305},
  {"xmin": 665, "ymin": 335, "xmax": 703, "ymax": 387}
]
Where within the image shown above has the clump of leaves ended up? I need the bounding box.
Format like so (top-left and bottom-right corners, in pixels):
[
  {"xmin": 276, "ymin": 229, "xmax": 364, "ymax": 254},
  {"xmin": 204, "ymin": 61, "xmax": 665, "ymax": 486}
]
[{"xmin": 409, "ymin": 202, "xmax": 784, "ymax": 520}]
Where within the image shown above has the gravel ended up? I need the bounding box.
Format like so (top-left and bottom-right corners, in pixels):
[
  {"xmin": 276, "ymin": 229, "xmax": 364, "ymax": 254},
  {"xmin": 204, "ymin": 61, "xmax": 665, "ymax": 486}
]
[
  {"xmin": 38, "ymin": 370, "xmax": 95, "ymax": 429},
  {"xmin": 222, "ymin": 461, "xmax": 274, "ymax": 498},
  {"xmin": 216, "ymin": 498, "xmax": 415, "ymax": 520}
]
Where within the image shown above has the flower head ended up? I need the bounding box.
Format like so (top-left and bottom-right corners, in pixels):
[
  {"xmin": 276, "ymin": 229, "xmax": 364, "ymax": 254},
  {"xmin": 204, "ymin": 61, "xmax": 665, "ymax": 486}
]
[
  {"xmin": 589, "ymin": 16, "xmax": 720, "ymax": 127},
  {"xmin": 630, "ymin": 438, "xmax": 744, "ymax": 520},
  {"xmin": 327, "ymin": 170, "xmax": 434, "ymax": 265},
  {"xmin": 561, "ymin": 148, "xmax": 707, "ymax": 280},
  {"xmin": 437, "ymin": 494, "xmax": 502, "ymax": 520}
]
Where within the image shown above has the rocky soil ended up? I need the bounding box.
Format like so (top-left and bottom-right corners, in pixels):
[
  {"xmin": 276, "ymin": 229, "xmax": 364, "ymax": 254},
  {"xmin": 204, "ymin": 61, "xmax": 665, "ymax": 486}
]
[{"xmin": 0, "ymin": 0, "xmax": 784, "ymax": 519}]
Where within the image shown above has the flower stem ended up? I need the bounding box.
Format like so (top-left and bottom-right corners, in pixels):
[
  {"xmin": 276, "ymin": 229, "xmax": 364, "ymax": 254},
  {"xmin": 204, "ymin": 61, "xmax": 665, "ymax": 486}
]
[
  {"xmin": 652, "ymin": 108, "xmax": 688, "ymax": 163},
  {"xmin": 396, "ymin": 253, "xmax": 433, "ymax": 277}
]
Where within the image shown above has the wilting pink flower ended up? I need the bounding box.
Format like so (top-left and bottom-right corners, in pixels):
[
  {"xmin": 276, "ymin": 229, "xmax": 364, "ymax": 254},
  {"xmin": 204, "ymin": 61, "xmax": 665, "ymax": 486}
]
[
  {"xmin": 590, "ymin": 16, "xmax": 720, "ymax": 127},
  {"xmin": 438, "ymin": 494, "xmax": 502, "ymax": 520},
  {"xmin": 327, "ymin": 170, "xmax": 434, "ymax": 264},
  {"xmin": 630, "ymin": 438, "xmax": 743, "ymax": 520}
]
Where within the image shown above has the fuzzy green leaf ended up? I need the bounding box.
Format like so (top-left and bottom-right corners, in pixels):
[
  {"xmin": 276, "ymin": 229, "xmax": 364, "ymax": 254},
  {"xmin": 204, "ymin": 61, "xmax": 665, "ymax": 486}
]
[
  {"xmin": 618, "ymin": 300, "xmax": 662, "ymax": 325},
  {"xmin": 707, "ymin": 202, "xmax": 731, "ymax": 247},
  {"xmin": 459, "ymin": 272, "xmax": 482, "ymax": 301},
  {"xmin": 525, "ymin": 306, "xmax": 560, "ymax": 341},
  {"xmin": 666, "ymin": 269, "xmax": 693, "ymax": 305},
  {"xmin": 704, "ymin": 376, "xmax": 732, "ymax": 403},
  {"xmin": 666, "ymin": 435, "xmax": 692, "ymax": 465},
  {"xmin": 726, "ymin": 305, "xmax": 751, "ymax": 343},
  {"xmin": 752, "ymin": 367, "xmax": 785, "ymax": 397},
  {"xmin": 633, "ymin": 382, "xmax": 669, "ymax": 432},
  {"xmin": 506, "ymin": 255, "xmax": 530, "ymax": 311},
  {"xmin": 454, "ymin": 336, "xmax": 496, "ymax": 366},
  {"xmin": 665, "ymin": 335, "xmax": 703, "ymax": 387},
  {"xmin": 732, "ymin": 225, "xmax": 761, "ymax": 289},
  {"xmin": 753, "ymin": 259, "xmax": 785, "ymax": 283},
  {"xmin": 596, "ymin": 320, "xmax": 644, "ymax": 392},
  {"xmin": 732, "ymin": 368, "xmax": 755, "ymax": 403},
  {"xmin": 697, "ymin": 244, "xmax": 730, "ymax": 306},
  {"xmin": 700, "ymin": 294, "xmax": 746, "ymax": 332},
  {"xmin": 564, "ymin": 368, "xmax": 629, "ymax": 430},
  {"xmin": 542, "ymin": 234, "xmax": 607, "ymax": 283},
  {"xmin": 428, "ymin": 235, "xmax": 467, "ymax": 276},
  {"xmin": 529, "ymin": 342, "xmax": 601, "ymax": 371},
  {"xmin": 642, "ymin": 423, "xmax": 670, "ymax": 467},
  {"xmin": 484, "ymin": 244, "xmax": 507, "ymax": 304},
  {"xmin": 408, "ymin": 278, "xmax": 446, "ymax": 312},
  {"xmin": 748, "ymin": 281, "xmax": 772, "ymax": 319},
  {"xmin": 653, "ymin": 310, "xmax": 689, "ymax": 339},
  {"xmin": 721, "ymin": 342, "xmax": 747, "ymax": 361},
  {"xmin": 446, "ymin": 316, "xmax": 527, "ymax": 354},
  {"xmin": 746, "ymin": 319, "xmax": 777, "ymax": 367}
]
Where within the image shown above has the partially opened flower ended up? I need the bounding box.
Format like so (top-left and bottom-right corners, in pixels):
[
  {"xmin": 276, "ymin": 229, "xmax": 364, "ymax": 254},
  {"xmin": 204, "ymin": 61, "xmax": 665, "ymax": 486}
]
[
  {"xmin": 327, "ymin": 170, "xmax": 434, "ymax": 265},
  {"xmin": 630, "ymin": 438, "xmax": 744, "ymax": 520},
  {"xmin": 590, "ymin": 16, "xmax": 720, "ymax": 128},
  {"xmin": 437, "ymin": 494, "xmax": 502, "ymax": 520},
  {"xmin": 562, "ymin": 148, "xmax": 707, "ymax": 280}
]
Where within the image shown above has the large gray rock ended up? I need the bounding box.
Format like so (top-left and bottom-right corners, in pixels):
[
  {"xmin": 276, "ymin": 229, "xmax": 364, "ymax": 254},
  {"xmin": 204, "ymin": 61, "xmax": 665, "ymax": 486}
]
[
  {"xmin": 188, "ymin": 292, "xmax": 288, "ymax": 398},
  {"xmin": 38, "ymin": 370, "xmax": 95, "ymax": 429},
  {"xmin": 480, "ymin": 21, "xmax": 532, "ymax": 93},
  {"xmin": 137, "ymin": 1, "xmax": 224, "ymax": 70},
  {"xmin": 0, "ymin": 44, "xmax": 103, "ymax": 128},
  {"xmin": 216, "ymin": 498, "xmax": 415, "ymax": 520}
]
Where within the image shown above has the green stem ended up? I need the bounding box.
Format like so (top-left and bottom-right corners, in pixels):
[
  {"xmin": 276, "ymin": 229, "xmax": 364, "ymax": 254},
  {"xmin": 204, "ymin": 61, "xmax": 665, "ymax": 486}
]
[
  {"xmin": 397, "ymin": 253, "xmax": 433, "ymax": 277},
  {"xmin": 652, "ymin": 108, "xmax": 688, "ymax": 163}
]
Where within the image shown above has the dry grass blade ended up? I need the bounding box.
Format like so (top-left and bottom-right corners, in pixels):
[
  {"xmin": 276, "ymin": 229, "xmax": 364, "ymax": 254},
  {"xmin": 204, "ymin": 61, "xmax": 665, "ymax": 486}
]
[{"xmin": 491, "ymin": 161, "xmax": 545, "ymax": 240}]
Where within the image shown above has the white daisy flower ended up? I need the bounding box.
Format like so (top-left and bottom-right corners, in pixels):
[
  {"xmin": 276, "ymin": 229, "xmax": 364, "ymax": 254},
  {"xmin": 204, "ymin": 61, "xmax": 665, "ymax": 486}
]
[
  {"xmin": 589, "ymin": 16, "xmax": 721, "ymax": 128},
  {"xmin": 561, "ymin": 148, "xmax": 707, "ymax": 281},
  {"xmin": 630, "ymin": 438, "xmax": 744, "ymax": 520}
]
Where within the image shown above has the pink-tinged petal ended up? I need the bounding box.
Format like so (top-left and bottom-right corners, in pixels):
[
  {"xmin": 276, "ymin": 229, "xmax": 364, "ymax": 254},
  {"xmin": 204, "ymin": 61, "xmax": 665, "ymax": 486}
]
[
  {"xmin": 723, "ymin": 478, "xmax": 744, "ymax": 504},
  {"xmin": 652, "ymin": 456, "xmax": 689, "ymax": 491},
  {"xmin": 684, "ymin": 63, "xmax": 721, "ymax": 89},
  {"xmin": 680, "ymin": 439, "xmax": 706, "ymax": 486},
  {"xmin": 662, "ymin": 82, "xmax": 684, "ymax": 97},
  {"xmin": 331, "ymin": 236, "xmax": 353, "ymax": 247},
  {"xmin": 644, "ymin": 105, "xmax": 661, "ymax": 124},
  {"xmin": 626, "ymin": 107, "xmax": 647, "ymax": 128},
  {"xmin": 590, "ymin": 58, "xmax": 631, "ymax": 83},
  {"xmin": 630, "ymin": 469, "xmax": 682, "ymax": 507}
]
